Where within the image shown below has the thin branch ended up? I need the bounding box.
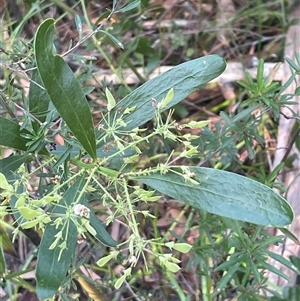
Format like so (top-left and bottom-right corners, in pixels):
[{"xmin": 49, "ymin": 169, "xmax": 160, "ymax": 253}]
[
  {"xmin": 13, "ymin": 102, "xmax": 43, "ymax": 125},
  {"xmin": 280, "ymin": 111, "xmax": 300, "ymax": 122},
  {"xmin": 279, "ymin": 126, "xmax": 300, "ymax": 164},
  {"xmin": 61, "ymin": 10, "xmax": 115, "ymax": 58},
  {"xmin": 0, "ymin": 91, "xmax": 16, "ymax": 118},
  {"xmin": 124, "ymin": 280, "xmax": 142, "ymax": 301}
]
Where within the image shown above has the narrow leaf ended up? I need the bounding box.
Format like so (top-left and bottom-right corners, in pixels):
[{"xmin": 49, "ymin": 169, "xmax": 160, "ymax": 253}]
[
  {"xmin": 98, "ymin": 30, "xmax": 124, "ymax": 49},
  {"xmin": 105, "ymin": 87, "xmax": 116, "ymax": 111},
  {"xmin": 266, "ymin": 250, "xmax": 300, "ymax": 274},
  {"xmin": 34, "ymin": 19, "xmax": 96, "ymax": 159},
  {"xmin": 278, "ymin": 227, "xmax": 300, "ymax": 244},
  {"xmin": 133, "ymin": 167, "xmax": 294, "ymax": 227},
  {"xmin": 28, "ymin": 70, "xmax": 50, "ymax": 133},
  {"xmin": 75, "ymin": 14, "xmax": 82, "ymax": 40},
  {"xmin": 82, "ymin": 200, "xmax": 117, "ymax": 247},
  {"xmin": 116, "ymin": 0, "xmax": 140, "ymax": 13},
  {"xmin": 36, "ymin": 176, "xmax": 85, "ymax": 300},
  {"xmin": 232, "ymin": 103, "xmax": 261, "ymax": 123},
  {"xmin": 0, "ymin": 173, "xmax": 10, "ymax": 190},
  {"xmin": 115, "ymin": 274, "xmax": 126, "ymax": 289},
  {"xmin": 285, "ymin": 57, "xmax": 299, "ymax": 71},
  {"xmin": 257, "ymin": 59, "xmax": 264, "ymax": 92},
  {"xmin": 0, "ymin": 236, "xmax": 8, "ymax": 274},
  {"xmin": 260, "ymin": 260, "xmax": 290, "ymax": 281},
  {"xmin": 36, "ymin": 219, "xmax": 77, "ymax": 300},
  {"xmin": 213, "ymin": 263, "xmax": 240, "ymax": 297},
  {"xmin": 160, "ymin": 88, "xmax": 174, "ymax": 110},
  {"xmin": 0, "ymin": 116, "xmax": 31, "ymax": 151}
]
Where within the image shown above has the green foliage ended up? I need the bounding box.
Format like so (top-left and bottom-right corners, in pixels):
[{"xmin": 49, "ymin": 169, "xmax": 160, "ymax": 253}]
[
  {"xmin": 34, "ymin": 19, "xmax": 96, "ymax": 159},
  {"xmin": 134, "ymin": 167, "xmax": 292, "ymax": 227},
  {"xmin": 0, "ymin": 1, "xmax": 300, "ymax": 300}
]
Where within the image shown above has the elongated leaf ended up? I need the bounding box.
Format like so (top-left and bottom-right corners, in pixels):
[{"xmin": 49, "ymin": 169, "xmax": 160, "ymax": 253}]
[
  {"xmin": 99, "ymin": 30, "xmax": 124, "ymax": 49},
  {"xmin": 278, "ymin": 227, "xmax": 300, "ymax": 244},
  {"xmin": 28, "ymin": 70, "xmax": 51, "ymax": 132},
  {"xmin": 282, "ymin": 287, "xmax": 300, "ymax": 301},
  {"xmin": 266, "ymin": 250, "xmax": 300, "ymax": 274},
  {"xmin": 36, "ymin": 176, "xmax": 85, "ymax": 300},
  {"xmin": 0, "ymin": 239, "xmax": 7, "ymax": 275},
  {"xmin": 133, "ymin": 167, "xmax": 293, "ymax": 227},
  {"xmin": 213, "ymin": 262, "xmax": 240, "ymax": 297},
  {"xmin": 36, "ymin": 175, "xmax": 116, "ymax": 299},
  {"xmin": 116, "ymin": 0, "xmax": 140, "ymax": 13},
  {"xmin": 82, "ymin": 200, "xmax": 117, "ymax": 247},
  {"xmin": 0, "ymin": 154, "xmax": 30, "ymax": 181},
  {"xmin": 0, "ymin": 117, "xmax": 48, "ymax": 155},
  {"xmin": 0, "ymin": 116, "xmax": 31, "ymax": 150},
  {"xmin": 36, "ymin": 219, "xmax": 77, "ymax": 300},
  {"xmin": 106, "ymin": 55, "xmax": 226, "ymax": 131},
  {"xmin": 260, "ymin": 260, "xmax": 290, "ymax": 281},
  {"xmin": 34, "ymin": 19, "xmax": 96, "ymax": 159}
]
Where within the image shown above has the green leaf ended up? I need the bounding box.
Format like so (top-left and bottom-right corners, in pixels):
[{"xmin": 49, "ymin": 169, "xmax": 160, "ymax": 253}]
[
  {"xmin": 290, "ymin": 256, "xmax": 300, "ymax": 272},
  {"xmin": 266, "ymin": 250, "xmax": 300, "ymax": 274},
  {"xmin": 99, "ymin": 30, "xmax": 124, "ymax": 49},
  {"xmin": 28, "ymin": 70, "xmax": 50, "ymax": 133},
  {"xmin": 96, "ymin": 254, "xmax": 113, "ymax": 267},
  {"xmin": 116, "ymin": 0, "xmax": 140, "ymax": 13},
  {"xmin": 36, "ymin": 176, "xmax": 85, "ymax": 300},
  {"xmin": 285, "ymin": 57, "xmax": 300, "ymax": 72},
  {"xmin": 159, "ymin": 87, "xmax": 174, "ymax": 110},
  {"xmin": 0, "ymin": 237, "xmax": 7, "ymax": 275},
  {"xmin": 105, "ymin": 55, "xmax": 226, "ymax": 131},
  {"xmin": 36, "ymin": 174, "xmax": 116, "ymax": 299},
  {"xmin": 257, "ymin": 59, "xmax": 264, "ymax": 92},
  {"xmin": 282, "ymin": 287, "xmax": 300, "ymax": 301},
  {"xmin": 105, "ymin": 87, "xmax": 116, "ymax": 111},
  {"xmin": 133, "ymin": 167, "xmax": 294, "ymax": 227},
  {"xmin": 173, "ymin": 242, "xmax": 193, "ymax": 253},
  {"xmin": 36, "ymin": 219, "xmax": 77, "ymax": 300},
  {"xmin": 214, "ymin": 256, "xmax": 240, "ymax": 271},
  {"xmin": 0, "ymin": 116, "xmax": 31, "ymax": 151},
  {"xmin": 164, "ymin": 261, "xmax": 181, "ymax": 273},
  {"xmin": 260, "ymin": 260, "xmax": 290, "ymax": 281},
  {"xmin": 82, "ymin": 200, "xmax": 117, "ymax": 247},
  {"xmin": 0, "ymin": 221, "xmax": 17, "ymax": 267},
  {"xmin": 0, "ymin": 173, "xmax": 10, "ymax": 190},
  {"xmin": 19, "ymin": 207, "xmax": 43, "ymax": 219},
  {"xmin": 75, "ymin": 14, "xmax": 82, "ymax": 40},
  {"xmin": 114, "ymin": 274, "xmax": 126, "ymax": 289},
  {"xmin": 231, "ymin": 103, "xmax": 261, "ymax": 123},
  {"xmin": 213, "ymin": 262, "xmax": 240, "ymax": 297},
  {"xmin": 278, "ymin": 227, "xmax": 300, "ymax": 244},
  {"xmin": 268, "ymin": 162, "xmax": 284, "ymax": 183},
  {"xmin": 34, "ymin": 19, "xmax": 96, "ymax": 159}
]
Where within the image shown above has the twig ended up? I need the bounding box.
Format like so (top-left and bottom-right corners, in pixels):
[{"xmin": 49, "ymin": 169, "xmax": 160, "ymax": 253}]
[
  {"xmin": 279, "ymin": 126, "xmax": 300, "ymax": 164},
  {"xmin": 0, "ymin": 91, "xmax": 16, "ymax": 118},
  {"xmin": 13, "ymin": 102, "xmax": 43, "ymax": 125},
  {"xmin": 61, "ymin": 6, "xmax": 116, "ymax": 58},
  {"xmin": 280, "ymin": 111, "xmax": 300, "ymax": 122},
  {"xmin": 278, "ymin": 111, "xmax": 300, "ymax": 164},
  {"xmin": 124, "ymin": 280, "xmax": 142, "ymax": 301}
]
